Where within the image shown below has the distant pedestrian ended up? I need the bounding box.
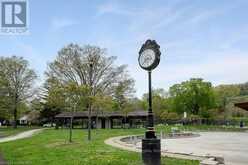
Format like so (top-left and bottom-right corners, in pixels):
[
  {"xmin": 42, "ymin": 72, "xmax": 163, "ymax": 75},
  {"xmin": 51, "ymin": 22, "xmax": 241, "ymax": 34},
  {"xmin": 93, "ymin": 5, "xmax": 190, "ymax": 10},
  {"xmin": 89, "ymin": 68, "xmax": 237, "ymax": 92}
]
[
  {"xmin": 240, "ymin": 121, "xmax": 244, "ymax": 128},
  {"xmin": 0, "ymin": 122, "xmax": 1, "ymax": 127}
]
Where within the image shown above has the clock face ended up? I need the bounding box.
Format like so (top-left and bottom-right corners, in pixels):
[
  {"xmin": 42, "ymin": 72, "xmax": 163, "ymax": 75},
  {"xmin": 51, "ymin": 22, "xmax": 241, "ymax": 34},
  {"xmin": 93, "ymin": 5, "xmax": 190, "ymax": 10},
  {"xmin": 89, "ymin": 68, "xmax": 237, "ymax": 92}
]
[{"xmin": 139, "ymin": 49, "xmax": 156, "ymax": 69}]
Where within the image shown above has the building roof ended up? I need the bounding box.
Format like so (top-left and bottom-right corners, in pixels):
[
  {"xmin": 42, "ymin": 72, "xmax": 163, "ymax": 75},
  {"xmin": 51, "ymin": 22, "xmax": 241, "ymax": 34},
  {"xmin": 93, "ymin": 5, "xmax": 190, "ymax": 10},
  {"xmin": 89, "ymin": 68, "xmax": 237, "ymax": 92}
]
[
  {"xmin": 55, "ymin": 110, "xmax": 147, "ymax": 118},
  {"xmin": 235, "ymin": 102, "xmax": 248, "ymax": 111}
]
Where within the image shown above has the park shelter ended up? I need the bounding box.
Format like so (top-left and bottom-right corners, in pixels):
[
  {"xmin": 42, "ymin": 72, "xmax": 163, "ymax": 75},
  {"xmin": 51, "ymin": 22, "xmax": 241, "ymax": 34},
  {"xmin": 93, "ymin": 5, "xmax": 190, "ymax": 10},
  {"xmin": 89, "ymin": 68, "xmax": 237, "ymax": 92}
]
[{"xmin": 55, "ymin": 110, "xmax": 147, "ymax": 129}]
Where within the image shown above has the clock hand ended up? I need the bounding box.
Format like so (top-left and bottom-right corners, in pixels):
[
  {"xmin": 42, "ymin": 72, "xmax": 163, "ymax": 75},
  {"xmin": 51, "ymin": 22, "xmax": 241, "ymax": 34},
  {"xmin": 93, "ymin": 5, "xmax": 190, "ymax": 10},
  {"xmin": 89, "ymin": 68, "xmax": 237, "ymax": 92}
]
[{"xmin": 142, "ymin": 58, "xmax": 149, "ymax": 65}]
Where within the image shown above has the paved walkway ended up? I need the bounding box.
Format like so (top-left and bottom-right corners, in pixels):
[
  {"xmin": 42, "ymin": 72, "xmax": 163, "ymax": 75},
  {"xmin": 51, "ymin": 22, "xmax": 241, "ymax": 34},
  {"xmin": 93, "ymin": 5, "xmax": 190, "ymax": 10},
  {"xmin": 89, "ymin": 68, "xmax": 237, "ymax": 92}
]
[
  {"xmin": 106, "ymin": 132, "xmax": 248, "ymax": 165},
  {"xmin": 0, "ymin": 128, "xmax": 44, "ymax": 143},
  {"xmin": 104, "ymin": 135, "xmax": 205, "ymax": 162},
  {"xmin": 158, "ymin": 132, "xmax": 248, "ymax": 165}
]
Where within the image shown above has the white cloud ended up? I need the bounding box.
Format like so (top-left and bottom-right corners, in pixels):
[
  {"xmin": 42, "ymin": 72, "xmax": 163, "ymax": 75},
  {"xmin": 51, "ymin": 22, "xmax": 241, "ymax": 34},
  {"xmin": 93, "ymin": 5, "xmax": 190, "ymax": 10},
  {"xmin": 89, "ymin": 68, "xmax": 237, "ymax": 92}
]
[
  {"xmin": 16, "ymin": 43, "xmax": 44, "ymax": 75},
  {"xmin": 156, "ymin": 52, "xmax": 248, "ymax": 86},
  {"xmin": 50, "ymin": 17, "xmax": 78, "ymax": 31},
  {"xmin": 131, "ymin": 50, "xmax": 248, "ymax": 98},
  {"xmin": 94, "ymin": 1, "xmax": 248, "ymax": 98},
  {"xmin": 96, "ymin": 2, "xmax": 135, "ymax": 16}
]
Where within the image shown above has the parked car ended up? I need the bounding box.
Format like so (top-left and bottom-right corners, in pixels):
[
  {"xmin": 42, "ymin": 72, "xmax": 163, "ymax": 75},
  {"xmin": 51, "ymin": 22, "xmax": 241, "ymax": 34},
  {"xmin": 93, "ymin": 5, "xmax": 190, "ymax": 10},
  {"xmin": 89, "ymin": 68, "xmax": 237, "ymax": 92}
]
[{"xmin": 42, "ymin": 123, "xmax": 56, "ymax": 127}]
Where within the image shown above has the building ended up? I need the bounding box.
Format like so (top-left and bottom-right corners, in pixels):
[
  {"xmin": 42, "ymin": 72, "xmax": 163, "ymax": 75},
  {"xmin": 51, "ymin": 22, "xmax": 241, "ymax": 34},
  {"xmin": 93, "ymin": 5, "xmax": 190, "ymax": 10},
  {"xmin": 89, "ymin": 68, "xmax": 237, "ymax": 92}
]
[
  {"xmin": 18, "ymin": 111, "xmax": 40, "ymax": 125},
  {"xmin": 19, "ymin": 115, "xmax": 28, "ymax": 125},
  {"xmin": 225, "ymin": 96, "xmax": 248, "ymax": 118},
  {"xmin": 235, "ymin": 102, "xmax": 248, "ymax": 111},
  {"xmin": 55, "ymin": 110, "xmax": 147, "ymax": 129}
]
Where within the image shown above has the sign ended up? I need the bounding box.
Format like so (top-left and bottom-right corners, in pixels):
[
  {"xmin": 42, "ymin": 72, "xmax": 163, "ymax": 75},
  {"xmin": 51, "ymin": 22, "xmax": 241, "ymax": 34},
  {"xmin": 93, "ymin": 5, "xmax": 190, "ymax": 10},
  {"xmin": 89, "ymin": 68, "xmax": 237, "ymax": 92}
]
[{"xmin": 0, "ymin": 0, "xmax": 29, "ymax": 35}]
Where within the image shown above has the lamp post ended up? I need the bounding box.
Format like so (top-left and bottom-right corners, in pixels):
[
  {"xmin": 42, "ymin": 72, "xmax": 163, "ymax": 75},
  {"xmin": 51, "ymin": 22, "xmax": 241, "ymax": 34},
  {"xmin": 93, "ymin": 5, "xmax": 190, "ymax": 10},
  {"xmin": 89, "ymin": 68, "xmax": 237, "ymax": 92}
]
[
  {"xmin": 69, "ymin": 106, "xmax": 73, "ymax": 142},
  {"xmin": 88, "ymin": 59, "xmax": 93, "ymax": 141},
  {"xmin": 138, "ymin": 39, "xmax": 161, "ymax": 165}
]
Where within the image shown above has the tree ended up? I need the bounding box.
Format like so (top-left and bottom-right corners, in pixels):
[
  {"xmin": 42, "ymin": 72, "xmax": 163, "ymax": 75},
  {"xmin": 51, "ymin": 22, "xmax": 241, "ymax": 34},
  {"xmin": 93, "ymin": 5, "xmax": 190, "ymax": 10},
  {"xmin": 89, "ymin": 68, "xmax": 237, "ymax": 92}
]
[
  {"xmin": 39, "ymin": 78, "xmax": 66, "ymax": 124},
  {"xmin": 0, "ymin": 74, "xmax": 11, "ymax": 120},
  {"xmin": 0, "ymin": 56, "xmax": 37, "ymax": 128},
  {"xmin": 42, "ymin": 80, "xmax": 89, "ymax": 142},
  {"xmin": 240, "ymin": 82, "xmax": 248, "ymax": 96},
  {"xmin": 169, "ymin": 78, "xmax": 216, "ymax": 116},
  {"xmin": 45, "ymin": 44, "xmax": 134, "ymax": 140},
  {"xmin": 160, "ymin": 111, "xmax": 180, "ymax": 121},
  {"xmin": 112, "ymin": 78, "xmax": 135, "ymax": 110},
  {"xmin": 63, "ymin": 82, "xmax": 89, "ymax": 142},
  {"xmin": 112, "ymin": 77, "xmax": 135, "ymax": 127},
  {"xmin": 46, "ymin": 44, "xmax": 129, "ymax": 95},
  {"xmin": 142, "ymin": 88, "xmax": 169, "ymax": 120},
  {"xmin": 214, "ymin": 84, "xmax": 240, "ymax": 110},
  {"xmin": 128, "ymin": 97, "xmax": 144, "ymax": 111}
]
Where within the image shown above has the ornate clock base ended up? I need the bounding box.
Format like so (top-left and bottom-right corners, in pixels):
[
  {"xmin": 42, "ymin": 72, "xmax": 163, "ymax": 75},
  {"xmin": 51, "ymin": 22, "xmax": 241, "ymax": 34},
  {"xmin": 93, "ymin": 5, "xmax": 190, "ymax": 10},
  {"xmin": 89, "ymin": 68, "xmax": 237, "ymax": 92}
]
[{"xmin": 142, "ymin": 138, "xmax": 161, "ymax": 165}]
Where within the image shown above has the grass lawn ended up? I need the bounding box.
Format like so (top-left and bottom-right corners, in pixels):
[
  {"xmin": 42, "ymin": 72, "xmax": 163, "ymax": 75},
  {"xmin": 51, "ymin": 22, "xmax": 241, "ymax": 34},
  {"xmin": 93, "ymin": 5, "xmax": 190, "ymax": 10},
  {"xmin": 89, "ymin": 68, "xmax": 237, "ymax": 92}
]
[
  {"xmin": 0, "ymin": 128, "xmax": 199, "ymax": 165},
  {"xmin": 0, "ymin": 126, "xmax": 40, "ymax": 137}
]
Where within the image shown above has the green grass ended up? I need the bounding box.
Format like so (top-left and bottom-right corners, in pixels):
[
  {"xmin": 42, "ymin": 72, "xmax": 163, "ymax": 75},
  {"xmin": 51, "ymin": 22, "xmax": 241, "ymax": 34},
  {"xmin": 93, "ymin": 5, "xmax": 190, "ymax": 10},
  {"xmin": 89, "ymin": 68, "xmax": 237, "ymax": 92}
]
[
  {"xmin": 0, "ymin": 126, "xmax": 40, "ymax": 137},
  {"xmin": 0, "ymin": 128, "xmax": 199, "ymax": 165}
]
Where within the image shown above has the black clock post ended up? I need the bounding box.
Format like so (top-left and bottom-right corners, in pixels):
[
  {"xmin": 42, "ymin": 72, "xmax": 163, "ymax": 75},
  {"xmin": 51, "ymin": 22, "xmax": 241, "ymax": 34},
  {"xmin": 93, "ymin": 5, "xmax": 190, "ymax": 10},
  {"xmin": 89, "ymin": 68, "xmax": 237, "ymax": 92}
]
[{"xmin": 138, "ymin": 39, "xmax": 161, "ymax": 165}]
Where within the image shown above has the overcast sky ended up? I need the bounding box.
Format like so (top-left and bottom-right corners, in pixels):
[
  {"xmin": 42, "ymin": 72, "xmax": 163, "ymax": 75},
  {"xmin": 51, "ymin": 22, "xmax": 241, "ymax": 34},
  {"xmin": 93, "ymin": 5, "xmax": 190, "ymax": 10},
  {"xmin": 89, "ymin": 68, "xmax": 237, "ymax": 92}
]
[{"xmin": 0, "ymin": 0, "xmax": 248, "ymax": 98}]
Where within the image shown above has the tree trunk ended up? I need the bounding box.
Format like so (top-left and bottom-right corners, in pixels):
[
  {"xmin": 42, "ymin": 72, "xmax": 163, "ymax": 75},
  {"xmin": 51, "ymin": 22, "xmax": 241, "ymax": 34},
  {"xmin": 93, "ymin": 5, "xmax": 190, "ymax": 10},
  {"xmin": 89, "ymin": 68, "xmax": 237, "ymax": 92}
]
[
  {"xmin": 96, "ymin": 113, "xmax": 98, "ymax": 130},
  {"xmin": 193, "ymin": 104, "xmax": 200, "ymax": 115},
  {"xmin": 13, "ymin": 106, "xmax": 17, "ymax": 129}
]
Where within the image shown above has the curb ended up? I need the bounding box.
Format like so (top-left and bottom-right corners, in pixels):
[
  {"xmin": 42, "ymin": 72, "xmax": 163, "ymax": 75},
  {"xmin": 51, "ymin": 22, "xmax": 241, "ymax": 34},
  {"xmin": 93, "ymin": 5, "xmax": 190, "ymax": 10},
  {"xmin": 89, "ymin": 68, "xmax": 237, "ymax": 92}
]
[{"xmin": 104, "ymin": 135, "xmax": 225, "ymax": 165}]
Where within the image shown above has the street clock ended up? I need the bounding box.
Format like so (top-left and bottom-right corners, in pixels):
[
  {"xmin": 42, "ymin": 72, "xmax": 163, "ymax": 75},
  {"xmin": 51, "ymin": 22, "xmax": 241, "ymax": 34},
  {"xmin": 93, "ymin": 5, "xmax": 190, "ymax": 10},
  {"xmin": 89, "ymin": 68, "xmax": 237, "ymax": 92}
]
[
  {"xmin": 138, "ymin": 39, "xmax": 161, "ymax": 71},
  {"xmin": 139, "ymin": 39, "xmax": 162, "ymax": 165}
]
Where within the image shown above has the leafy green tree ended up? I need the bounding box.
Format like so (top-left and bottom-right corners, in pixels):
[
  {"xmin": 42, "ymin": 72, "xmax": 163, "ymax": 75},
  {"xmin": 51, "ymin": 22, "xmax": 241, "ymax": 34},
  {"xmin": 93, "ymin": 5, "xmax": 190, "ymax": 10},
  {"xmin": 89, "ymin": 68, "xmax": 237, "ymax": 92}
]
[
  {"xmin": 160, "ymin": 111, "xmax": 180, "ymax": 121},
  {"xmin": 40, "ymin": 78, "xmax": 66, "ymax": 123},
  {"xmin": 214, "ymin": 84, "xmax": 240, "ymax": 111},
  {"xmin": 142, "ymin": 88, "xmax": 169, "ymax": 120},
  {"xmin": 112, "ymin": 78, "xmax": 135, "ymax": 111},
  {"xmin": 169, "ymin": 78, "xmax": 216, "ymax": 116},
  {"xmin": 63, "ymin": 82, "xmax": 89, "ymax": 142},
  {"xmin": 0, "ymin": 74, "xmax": 11, "ymax": 120},
  {"xmin": 240, "ymin": 82, "xmax": 248, "ymax": 96},
  {"xmin": 112, "ymin": 77, "xmax": 135, "ymax": 126},
  {"xmin": 41, "ymin": 79, "xmax": 89, "ymax": 124},
  {"xmin": 0, "ymin": 56, "xmax": 37, "ymax": 128},
  {"xmin": 128, "ymin": 97, "xmax": 144, "ymax": 111},
  {"xmin": 30, "ymin": 98, "xmax": 43, "ymax": 112},
  {"xmin": 92, "ymin": 94, "xmax": 114, "ymax": 128}
]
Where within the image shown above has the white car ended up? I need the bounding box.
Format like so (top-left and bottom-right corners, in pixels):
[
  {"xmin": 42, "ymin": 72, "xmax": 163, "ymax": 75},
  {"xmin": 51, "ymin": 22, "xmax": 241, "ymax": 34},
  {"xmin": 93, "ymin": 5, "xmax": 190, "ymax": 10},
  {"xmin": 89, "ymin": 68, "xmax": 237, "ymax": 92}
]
[{"xmin": 43, "ymin": 123, "xmax": 56, "ymax": 127}]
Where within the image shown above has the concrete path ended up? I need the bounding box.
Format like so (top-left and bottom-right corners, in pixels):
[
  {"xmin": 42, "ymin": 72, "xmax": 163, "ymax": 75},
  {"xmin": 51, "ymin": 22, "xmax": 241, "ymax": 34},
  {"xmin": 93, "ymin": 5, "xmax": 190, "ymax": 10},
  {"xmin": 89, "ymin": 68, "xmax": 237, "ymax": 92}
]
[
  {"xmin": 158, "ymin": 132, "xmax": 248, "ymax": 165},
  {"xmin": 106, "ymin": 132, "xmax": 248, "ymax": 165},
  {"xmin": 104, "ymin": 135, "xmax": 206, "ymax": 162},
  {"xmin": 0, "ymin": 128, "xmax": 44, "ymax": 143}
]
